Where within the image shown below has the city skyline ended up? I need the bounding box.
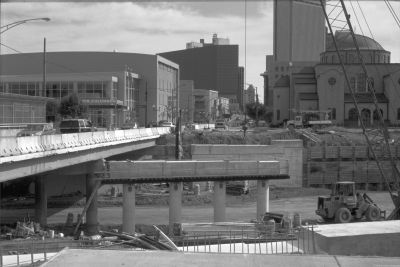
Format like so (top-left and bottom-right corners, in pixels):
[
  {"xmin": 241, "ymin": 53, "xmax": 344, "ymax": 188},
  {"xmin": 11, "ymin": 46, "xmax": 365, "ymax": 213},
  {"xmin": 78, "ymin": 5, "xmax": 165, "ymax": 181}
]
[{"xmin": 1, "ymin": 1, "xmax": 400, "ymax": 104}]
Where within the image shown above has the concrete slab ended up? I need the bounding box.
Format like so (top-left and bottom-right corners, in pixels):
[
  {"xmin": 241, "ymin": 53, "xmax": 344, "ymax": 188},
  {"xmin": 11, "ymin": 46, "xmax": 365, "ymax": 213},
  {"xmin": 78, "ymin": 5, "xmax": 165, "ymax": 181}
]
[
  {"xmin": 307, "ymin": 221, "xmax": 400, "ymax": 257},
  {"xmin": 42, "ymin": 249, "xmax": 400, "ymax": 267}
]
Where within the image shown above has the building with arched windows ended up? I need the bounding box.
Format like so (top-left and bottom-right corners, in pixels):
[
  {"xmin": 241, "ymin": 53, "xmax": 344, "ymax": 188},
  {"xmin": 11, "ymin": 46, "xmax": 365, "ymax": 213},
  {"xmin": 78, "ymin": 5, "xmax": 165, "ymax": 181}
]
[{"xmin": 269, "ymin": 30, "xmax": 400, "ymax": 126}]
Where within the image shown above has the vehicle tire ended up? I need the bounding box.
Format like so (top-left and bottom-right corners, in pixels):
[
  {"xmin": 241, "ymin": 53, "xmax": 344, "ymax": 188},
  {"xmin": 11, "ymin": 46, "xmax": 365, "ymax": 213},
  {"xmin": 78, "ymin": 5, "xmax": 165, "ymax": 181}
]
[
  {"xmin": 334, "ymin": 207, "xmax": 352, "ymax": 223},
  {"xmin": 365, "ymin": 205, "xmax": 381, "ymax": 221}
]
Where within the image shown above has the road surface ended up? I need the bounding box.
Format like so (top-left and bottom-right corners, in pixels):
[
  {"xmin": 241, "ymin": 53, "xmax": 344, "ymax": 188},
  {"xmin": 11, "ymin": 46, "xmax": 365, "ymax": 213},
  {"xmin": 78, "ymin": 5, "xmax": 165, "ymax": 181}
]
[{"xmin": 0, "ymin": 192, "xmax": 392, "ymax": 225}]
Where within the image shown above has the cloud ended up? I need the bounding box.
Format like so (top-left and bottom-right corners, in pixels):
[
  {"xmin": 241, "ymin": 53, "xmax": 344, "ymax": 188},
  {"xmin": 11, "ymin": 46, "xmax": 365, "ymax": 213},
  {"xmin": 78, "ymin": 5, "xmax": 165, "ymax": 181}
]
[{"xmin": 1, "ymin": 1, "xmax": 398, "ymax": 103}]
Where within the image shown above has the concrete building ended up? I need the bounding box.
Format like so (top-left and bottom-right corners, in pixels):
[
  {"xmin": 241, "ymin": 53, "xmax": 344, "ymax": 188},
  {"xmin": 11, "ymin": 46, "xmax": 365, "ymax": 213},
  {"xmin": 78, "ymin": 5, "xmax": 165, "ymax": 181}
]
[
  {"xmin": 244, "ymin": 85, "xmax": 256, "ymax": 105},
  {"xmin": 193, "ymin": 89, "xmax": 218, "ymax": 123},
  {"xmin": 238, "ymin": 66, "xmax": 245, "ymax": 109},
  {"xmin": 0, "ymin": 72, "xmax": 138, "ymax": 128},
  {"xmin": 159, "ymin": 34, "xmax": 241, "ymax": 108},
  {"xmin": 218, "ymin": 97, "xmax": 230, "ymax": 118},
  {"xmin": 271, "ymin": 30, "xmax": 400, "ymax": 126},
  {"xmin": 0, "ymin": 52, "xmax": 179, "ymax": 127},
  {"xmin": 179, "ymin": 80, "xmax": 194, "ymax": 123},
  {"xmin": 263, "ymin": 0, "xmax": 326, "ymax": 120}
]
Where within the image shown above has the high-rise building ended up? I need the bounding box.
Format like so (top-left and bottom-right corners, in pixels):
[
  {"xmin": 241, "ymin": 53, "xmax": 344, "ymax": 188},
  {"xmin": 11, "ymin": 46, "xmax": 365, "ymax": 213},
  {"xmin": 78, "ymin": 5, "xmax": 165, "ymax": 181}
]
[
  {"xmin": 263, "ymin": 0, "xmax": 326, "ymax": 121},
  {"xmin": 159, "ymin": 34, "xmax": 240, "ymax": 108}
]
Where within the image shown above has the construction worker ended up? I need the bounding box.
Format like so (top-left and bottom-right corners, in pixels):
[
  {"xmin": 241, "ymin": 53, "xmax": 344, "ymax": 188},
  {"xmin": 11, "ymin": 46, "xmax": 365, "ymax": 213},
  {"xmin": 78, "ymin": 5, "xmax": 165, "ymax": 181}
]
[{"xmin": 356, "ymin": 192, "xmax": 369, "ymax": 218}]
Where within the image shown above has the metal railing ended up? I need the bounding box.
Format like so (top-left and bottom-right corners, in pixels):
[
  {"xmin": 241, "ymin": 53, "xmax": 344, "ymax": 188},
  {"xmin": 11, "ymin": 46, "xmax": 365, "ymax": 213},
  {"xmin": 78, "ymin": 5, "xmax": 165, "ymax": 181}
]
[{"xmin": 175, "ymin": 225, "xmax": 316, "ymax": 255}]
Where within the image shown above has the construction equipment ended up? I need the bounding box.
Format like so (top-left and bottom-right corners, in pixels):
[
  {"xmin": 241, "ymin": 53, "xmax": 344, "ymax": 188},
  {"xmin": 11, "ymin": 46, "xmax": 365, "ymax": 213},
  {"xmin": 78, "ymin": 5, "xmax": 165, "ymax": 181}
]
[
  {"xmin": 287, "ymin": 110, "xmax": 332, "ymax": 129},
  {"xmin": 319, "ymin": 0, "xmax": 400, "ymax": 220},
  {"xmin": 316, "ymin": 181, "xmax": 384, "ymax": 223}
]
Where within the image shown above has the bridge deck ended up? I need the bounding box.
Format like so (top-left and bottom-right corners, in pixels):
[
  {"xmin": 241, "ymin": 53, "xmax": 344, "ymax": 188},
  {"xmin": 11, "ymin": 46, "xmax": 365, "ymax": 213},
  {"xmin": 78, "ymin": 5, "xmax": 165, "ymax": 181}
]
[{"xmin": 100, "ymin": 160, "xmax": 290, "ymax": 183}]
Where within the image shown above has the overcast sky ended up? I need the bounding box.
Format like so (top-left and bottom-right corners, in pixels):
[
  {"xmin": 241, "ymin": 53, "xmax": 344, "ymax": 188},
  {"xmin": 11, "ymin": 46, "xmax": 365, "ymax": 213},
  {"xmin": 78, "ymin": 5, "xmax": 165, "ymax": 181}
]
[{"xmin": 1, "ymin": 1, "xmax": 400, "ymax": 103}]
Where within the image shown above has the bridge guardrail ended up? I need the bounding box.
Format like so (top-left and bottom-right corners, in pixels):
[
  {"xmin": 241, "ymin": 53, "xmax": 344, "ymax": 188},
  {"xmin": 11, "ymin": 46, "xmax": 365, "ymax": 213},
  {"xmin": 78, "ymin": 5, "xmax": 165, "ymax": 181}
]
[{"xmin": 0, "ymin": 127, "xmax": 170, "ymax": 158}]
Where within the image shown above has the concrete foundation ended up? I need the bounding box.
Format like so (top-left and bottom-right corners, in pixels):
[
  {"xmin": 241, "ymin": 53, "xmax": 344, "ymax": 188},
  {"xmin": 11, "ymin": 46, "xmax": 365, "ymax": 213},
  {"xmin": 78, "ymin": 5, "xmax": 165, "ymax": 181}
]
[
  {"xmin": 86, "ymin": 163, "xmax": 99, "ymax": 235},
  {"xmin": 34, "ymin": 176, "xmax": 47, "ymax": 226},
  {"xmin": 213, "ymin": 181, "xmax": 226, "ymax": 222},
  {"xmin": 122, "ymin": 184, "xmax": 136, "ymax": 233},
  {"xmin": 256, "ymin": 180, "xmax": 270, "ymax": 219},
  {"xmin": 304, "ymin": 221, "xmax": 400, "ymax": 257},
  {"xmin": 169, "ymin": 182, "xmax": 183, "ymax": 235}
]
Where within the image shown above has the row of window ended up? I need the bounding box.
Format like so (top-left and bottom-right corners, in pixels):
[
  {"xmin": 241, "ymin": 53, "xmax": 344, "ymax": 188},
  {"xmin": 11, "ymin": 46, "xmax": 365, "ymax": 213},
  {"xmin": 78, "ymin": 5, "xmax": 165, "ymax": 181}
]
[
  {"xmin": 321, "ymin": 53, "xmax": 390, "ymax": 64},
  {"xmin": 0, "ymin": 103, "xmax": 45, "ymax": 124},
  {"xmin": 0, "ymin": 82, "xmax": 43, "ymax": 97}
]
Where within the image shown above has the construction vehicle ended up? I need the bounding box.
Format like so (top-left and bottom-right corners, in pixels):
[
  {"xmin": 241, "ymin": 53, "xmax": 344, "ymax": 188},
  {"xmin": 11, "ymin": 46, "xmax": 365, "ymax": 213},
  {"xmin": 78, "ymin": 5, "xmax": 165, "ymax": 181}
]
[
  {"xmin": 286, "ymin": 110, "xmax": 332, "ymax": 129},
  {"xmin": 316, "ymin": 181, "xmax": 384, "ymax": 223}
]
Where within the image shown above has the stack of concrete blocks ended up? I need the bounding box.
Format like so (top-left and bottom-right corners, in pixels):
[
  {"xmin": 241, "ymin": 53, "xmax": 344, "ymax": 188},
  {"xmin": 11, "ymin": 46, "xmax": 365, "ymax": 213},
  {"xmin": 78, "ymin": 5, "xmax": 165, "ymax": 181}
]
[{"xmin": 191, "ymin": 140, "xmax": 303, "ymax": 190}]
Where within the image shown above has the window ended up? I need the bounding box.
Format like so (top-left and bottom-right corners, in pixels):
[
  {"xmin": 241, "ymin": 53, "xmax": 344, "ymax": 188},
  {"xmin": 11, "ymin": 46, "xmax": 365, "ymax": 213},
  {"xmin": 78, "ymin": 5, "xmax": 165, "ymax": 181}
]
[
  {"xmin": 277, "ymin": 109, "xmax": 280, "ymax": 121},
  {"xmin": 397, "ymin": 108, "xmax": 400, "ymax": 120},
  {"xmin": 349, "ymin": 54, "xmax": 354, "ymax": 63},
  {"xmin": 348, "ymin": 108, "xmax": 358, "ymax": 121},
  {"xmin": 367, "ymin": 77, "xmax": 374, "ymax": 92},
  {"xmin": 357, "ymin": 73, "xmax": 366, "ymax": 92},
  {"xmin": 350, "ymin": 77, "xmax": 356, "ymax": 91},
  {"xmin": 374, "ymin": 109, "xmax": 383, "ymax": 121},
  {"xmin": 330, "ymin": 108, "xmax": 336, "ymax": 120}
]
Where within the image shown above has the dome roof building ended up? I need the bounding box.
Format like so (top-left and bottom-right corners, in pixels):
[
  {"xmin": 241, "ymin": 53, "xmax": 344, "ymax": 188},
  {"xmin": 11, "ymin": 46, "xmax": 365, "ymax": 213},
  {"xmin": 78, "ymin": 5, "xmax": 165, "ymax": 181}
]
[{"xmin": 321, "ymin": 31, "xmax": 391, "ymax": 64}]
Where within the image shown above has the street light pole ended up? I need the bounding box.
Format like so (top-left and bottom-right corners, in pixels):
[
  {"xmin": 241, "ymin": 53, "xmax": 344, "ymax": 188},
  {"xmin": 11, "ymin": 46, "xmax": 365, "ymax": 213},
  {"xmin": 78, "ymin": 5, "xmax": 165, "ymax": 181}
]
[{"xmin": 1, "ymin": 18, "xmax": 50, "ymax": 35}]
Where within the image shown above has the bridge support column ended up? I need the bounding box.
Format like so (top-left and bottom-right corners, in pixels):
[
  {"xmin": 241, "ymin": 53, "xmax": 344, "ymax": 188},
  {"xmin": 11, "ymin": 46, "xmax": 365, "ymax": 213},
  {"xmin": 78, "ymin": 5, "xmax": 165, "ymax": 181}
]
[
  {"xmin": 256, "ymin": 180, "xmax": 270, "ymax": 219},
  {"xmin": 86, "ymin": 164, "xmax": 99, "ymax": 235},
  {"xmin": 213, "ymin": 181, "xmax": 226, "ymax": 222},
  {"xmin": 122, "ymin": 184, "xmax": 136, "ymax": 233},
  {"xmin": 35, "ymin": 176, "xmax": 47, "ymax": 226},
  {"xmin": 169, "ymin": 182, "xmax": 182, "ymax": 235}
]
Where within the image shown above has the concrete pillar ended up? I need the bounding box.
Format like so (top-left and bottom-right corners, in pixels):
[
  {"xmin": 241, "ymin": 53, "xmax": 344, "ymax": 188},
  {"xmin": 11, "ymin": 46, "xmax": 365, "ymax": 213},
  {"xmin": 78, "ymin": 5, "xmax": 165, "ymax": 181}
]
[
  {"xmin": 256, "ymin": 180, "xmax": 270, "ymax": 219},
  {"xmin": 169, "ymin": 182, "xmax": 183, "ymax": 235},
  {"xmin": 35, "ymin": 176, "xmax": 47, "ymax": 226},
  {"xmin": 86, "ymin": 165, "xmax": 98, "ymax": 235},
  {"xmin": 122, "ymin": 184, "xmax": 136, "ymax": 233},
  {"xmin": 213, "ymin": 181, "xmax": 226, "ymax": 222}
]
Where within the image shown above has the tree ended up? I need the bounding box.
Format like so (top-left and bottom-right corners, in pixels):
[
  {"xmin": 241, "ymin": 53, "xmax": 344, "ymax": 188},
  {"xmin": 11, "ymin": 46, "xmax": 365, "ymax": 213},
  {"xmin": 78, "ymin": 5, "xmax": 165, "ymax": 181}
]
[
  {"xmin": 245, "ymin": 103, "xmax": 272, "ymax": 124},
  {"xmin": 59, "ymin": 93, "xmax": 87, "ymax": 119},
  {"xmin": 46, "ymin": 99, "xmax": 59, "ymax": 122}
]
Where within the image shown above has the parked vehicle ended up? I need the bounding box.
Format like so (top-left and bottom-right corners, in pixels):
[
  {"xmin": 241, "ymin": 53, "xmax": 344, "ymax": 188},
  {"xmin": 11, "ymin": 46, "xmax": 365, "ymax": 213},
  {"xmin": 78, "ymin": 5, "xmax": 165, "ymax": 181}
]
[
  {"xmin": 59, "ymin": 119, "xmax": 96, "ymax": 133},
  {"xmin": 121, "ymin": 122, "xmax": 138, "ymax": 129},
  {"xmin": 215, "ymin": 120, "xmax": 227, "ymax": 130},
  {"xmin": 17, "ymin": 123, "xmax": 56, "ymax": 137},
  {"xmin": 158, "ymin": 120, "xmax": 175, "ymax": 131}
]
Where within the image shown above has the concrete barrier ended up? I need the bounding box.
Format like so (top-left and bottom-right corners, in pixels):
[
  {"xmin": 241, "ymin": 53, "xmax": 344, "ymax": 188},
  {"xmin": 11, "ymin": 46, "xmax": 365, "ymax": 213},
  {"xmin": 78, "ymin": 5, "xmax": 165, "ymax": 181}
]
[
  {"xmin": 0, "ymin": 127, "xmax": 170, "ymax": 161},
  {"xmin": 16, "ymin": 136, "xmax": 43, "ymax": 154},
  {"xmin": 0, "ymin": 137, "xmax": 20, "ymax": 157},
  {"xmin": 61, "ymin": 133, "xmax": 80, "ymax": 148}
]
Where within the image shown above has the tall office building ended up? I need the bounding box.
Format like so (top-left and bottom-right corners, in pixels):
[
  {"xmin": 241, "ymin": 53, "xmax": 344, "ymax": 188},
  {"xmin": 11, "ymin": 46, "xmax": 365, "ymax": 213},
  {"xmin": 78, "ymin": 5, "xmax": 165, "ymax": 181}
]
[
  {"xmin": 273, "ymin": 0, "xmax": 325, "ymax": 63},
  {"xmin": 159, "ymin": 34, "xmax": 240, "ymax": 108},
  {"xmin": 263, "ymin": 0, "xmax": 326, "ymax": 121}
]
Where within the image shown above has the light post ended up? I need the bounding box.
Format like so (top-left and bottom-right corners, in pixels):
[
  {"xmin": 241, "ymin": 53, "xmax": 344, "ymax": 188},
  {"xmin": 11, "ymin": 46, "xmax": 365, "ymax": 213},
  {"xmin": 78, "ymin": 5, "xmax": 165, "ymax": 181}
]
[{"xmin": 1, "ymin": 18, "xmax": 50, "ymax": 35}]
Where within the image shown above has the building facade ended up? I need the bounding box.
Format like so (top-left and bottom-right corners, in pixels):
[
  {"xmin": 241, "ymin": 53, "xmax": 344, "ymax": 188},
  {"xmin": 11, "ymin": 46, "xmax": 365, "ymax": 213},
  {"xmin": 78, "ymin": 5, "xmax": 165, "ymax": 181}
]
[
  {"xmin": 193, "ymin": 89, "xmax": 219, "ymax": 123},
  {"xmin": 179, "ymin": 80, "xmax": 194, "ymax": 123},
  {"xmin": 0, "ymin": 52, "xmax": 179, "ymax": 127},
  {"xmin": 270, "ymin": 30, "xmax": 400, "ymax": 126},
  {"xmin": 264, "ymin": 0, "xmax": 326, "ymax": 119},
  {"xmin": 159, "ymin": 34, "xmax": 240, "ymax": 108},
  {"xmin": 0, "ymin": 93, "xmax": 47, "ymax": 124}
]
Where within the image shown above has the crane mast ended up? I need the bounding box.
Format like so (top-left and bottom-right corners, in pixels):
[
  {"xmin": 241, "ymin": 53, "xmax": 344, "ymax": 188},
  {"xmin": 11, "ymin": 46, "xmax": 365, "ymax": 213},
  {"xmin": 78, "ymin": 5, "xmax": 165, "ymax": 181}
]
[{"xmin": 319, "ymin": 0, "xmax": 400, "ymax": 219}]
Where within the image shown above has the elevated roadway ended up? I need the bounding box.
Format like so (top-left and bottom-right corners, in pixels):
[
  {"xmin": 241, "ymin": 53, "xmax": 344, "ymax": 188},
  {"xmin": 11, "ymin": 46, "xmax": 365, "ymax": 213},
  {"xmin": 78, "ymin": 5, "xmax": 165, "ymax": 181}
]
[{"xmin": 0, "ymin": 127, "xmax": 170, "ymax": 182}]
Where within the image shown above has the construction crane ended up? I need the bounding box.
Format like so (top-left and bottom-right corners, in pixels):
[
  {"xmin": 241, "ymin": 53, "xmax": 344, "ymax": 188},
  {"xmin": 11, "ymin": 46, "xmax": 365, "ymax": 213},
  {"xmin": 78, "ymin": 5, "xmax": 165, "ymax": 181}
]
[{"xmin": 319, "ymin": 0, "xmax": 400, "ymax": 220}]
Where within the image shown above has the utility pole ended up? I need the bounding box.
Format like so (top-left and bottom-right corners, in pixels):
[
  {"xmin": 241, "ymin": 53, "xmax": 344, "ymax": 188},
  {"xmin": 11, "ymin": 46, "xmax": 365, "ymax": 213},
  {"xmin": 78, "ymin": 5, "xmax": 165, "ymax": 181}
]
[
  {"xmin": 43, "ymin": 37, "xmax": 46, "ymax": 97},
  {"xmin": 145, "ymin": 81, "xmax": 148, "ymax": 127},
  {"xmin": 175, "ymin": 109, "xmax": 182, "ymax": 160}
]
